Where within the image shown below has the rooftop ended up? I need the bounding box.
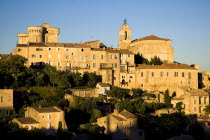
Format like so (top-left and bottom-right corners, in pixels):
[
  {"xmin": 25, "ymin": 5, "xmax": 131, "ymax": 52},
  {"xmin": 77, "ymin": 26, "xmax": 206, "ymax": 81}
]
[
  {"xmin": 32, "ymin": 107, "xmax": 61, "ymax": 113},
  {"xmin": 16, "ymin": 117, "xmax": 39, "ymax": 124},
  {"xmin": 97, "ymin": 82, "xmax": 110, "ymax": 87},
  {"xmin": 132, "ymin": 35, "xmax": 171, "ymax": 43},
  {"xmin": 120, "ymin": 110, "xmax": 137, "ymax": 118},
  {"xmin": 136, "ymin": 63, "xmax": 197, "ymax": 70}
]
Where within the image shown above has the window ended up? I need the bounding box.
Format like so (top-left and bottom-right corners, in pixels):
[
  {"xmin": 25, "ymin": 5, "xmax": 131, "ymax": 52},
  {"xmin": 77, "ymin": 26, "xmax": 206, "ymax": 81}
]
[
  {"xmin": 151, "ymin": 72, "xmax": 154, "ymax": 77},
  {"xmin": 48, "ymin": 61, "xmax": 53, "ymax": 66},
  {"xmin": 128, "ymin": 54, "xmax": 131, "ymax": 57},
  {"xmin": 66, "ymin": 55, "xmax": 69, "ymax": 59},
  {"xmin": 48, "ymin": 115, "xmax": 51, "ymax": 119},
  {"xmin": 188, "ymin": 72, "xmax": 191, "ymax": 79},
  {"xmin": 47, "ymin": 123, "xmax": 51, "ymax": 129},
  {"xmin": 141, "ymin": 84, "xmax": 144, "ymax": 87},
  {"xmin": 57, "ymin": 62, "xmax": 61, "ymax": 66},
  {"xmin": 101, "ymin": 55, "xmax": 104, "ymax": 59},
  {"xmin": 92, "ymin": 55, "xmax": 97, "ymax": 59},
  {"xmin": 72, "ymin": 53, "xmax": 74, "ymax": 55},
  {"xmin": 29, "ymin": 126, "xmax": 34, "ymax": 130},
  {"xmin": 112, "ymin": 63, "xmax": 118, "ymax": 68},
  {"xmin": 194, "ymin": 107, "xmax": 196, "ymax": 112},
  {"xmin": 47, "ymin": 48, "xmax": 51, "ymax": 50},
  {"xmin": 31, "ymin": 54, "xmax": 36, "ymax": 58},
  {"xmin": 160, "ymin": 72, "xmax": 164, "ymax": 77},
  {"xmin": 93, "ymin": 63, "xmax": 97, "ymax": 68},
  {"xmin": 141, "ymin": 72, "xmax": 144, "ymax": 77},
  {"xmin": 81, "ymin": 49, "xmax": 84, "ymax": 52},
  {"xmin": 39, "ymin": 55, "xmax": 42, "ymax": 58},
  {"xmin": 194, "ymin": 100, "xmax": 196, "ymax": 104},
  {"xmin": 174, "ymin": 72, "xmax": 178, "ymax": 77},
  {"xmin": 42, "ymin": 116, "xmax": 45, "ymax": 118},
  {"xmin": 204, "ymin": 97, "xmax": 207, "ymax": 104},
  {"xmin": 18, "ymin": 48, "xmax": 22, "ymax": 52},
  {"xmin": 56, "ymin": 48, "xmax": 60, "ymax": 51},
  {"xmin": 166, "ymin": 72, "xmax": 169, "ymax": 77},
  {"xmin": 182, "ymin": 72, "xmax": 185, "ymax": 77},
  {"xmin": 66, "ymin": 49, "xmax": 69, "ymax": 51},
  {"xmin": 0, "ymin": 96, "xmax": 3, "ymax": 103},
  {"xmin": 36, "ymin": 48, "xmax": 43, "ymax": 51},
  {"xmin": 129, "ymin": 80, "xmax": 131, "ymax": 83}
]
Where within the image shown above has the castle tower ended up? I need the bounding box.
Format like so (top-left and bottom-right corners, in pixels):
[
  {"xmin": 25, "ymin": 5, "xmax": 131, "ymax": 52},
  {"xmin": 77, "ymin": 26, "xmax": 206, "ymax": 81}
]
[
  {"xmin": 118, "ymin": 18, "xmax": 132, "ymax": 49},
  {"xmin": 28, "ymin": 26, "xmax": 44, "ymax": 43}
]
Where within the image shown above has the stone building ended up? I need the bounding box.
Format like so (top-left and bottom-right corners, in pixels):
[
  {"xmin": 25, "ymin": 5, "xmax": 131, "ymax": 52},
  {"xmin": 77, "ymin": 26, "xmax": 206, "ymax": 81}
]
[
  {"xmin": 0, "ymin": 89, "xmax": 13, "ymax": 109},
  {"xmin": 13, "ymin": 22, "xmax": 199, "ymax": 94},
  {"xmin": 118, "ymin": 19, "xmax": 174, "ymax": 63},
  {"xmin": 171, "ymin": 87, "xmax": 209, "ymax": 116},
  {"xmin": 96, "ymin": 82, "xmax": 110, "ymax": 95},
  {"xmin": 97, "ymin": 109, "xmax": 144, "ymax": 140},
  {"xmin": 12, "ymin": 106, "xmax": 67, "ymax": 131},
  {"xmin": 199, "ymin": 71, "xmax": 210, "ymax": 89}
]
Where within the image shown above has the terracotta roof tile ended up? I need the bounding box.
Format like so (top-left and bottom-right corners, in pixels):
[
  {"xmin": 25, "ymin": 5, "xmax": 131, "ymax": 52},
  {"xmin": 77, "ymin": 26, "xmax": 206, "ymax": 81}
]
[
  {"xmin": 120, "ymin": 110, "xmax": 137, "ymax": 118},
  {"xmin": 132, "ymin": 35, "xmax": 171, "ymax": 43},
  {"xmin": 136, "ymin": 63, "xmax": 197, "ymax": 70},
  {"xmin": 97, "ymin": 82, "xmax": 110, "ymax": 87},
  {"xmin": 16, "ymin": 117, "xmax": 39, "ymax": 124},
  {"xmin": 32, "ymin": 107, "xmax": 60, "ymax": 113}
]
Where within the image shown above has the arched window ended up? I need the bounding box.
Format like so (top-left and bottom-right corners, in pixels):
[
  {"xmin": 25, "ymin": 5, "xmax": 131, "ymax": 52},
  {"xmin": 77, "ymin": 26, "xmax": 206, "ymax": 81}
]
[{"xmin": 124, "ymin": 31, "xmax": 127, "ymax": 40}]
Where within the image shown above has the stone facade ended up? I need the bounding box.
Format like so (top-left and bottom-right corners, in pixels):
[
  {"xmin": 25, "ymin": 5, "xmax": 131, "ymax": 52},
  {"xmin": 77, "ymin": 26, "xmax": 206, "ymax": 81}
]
[
  {"xmin": 118, "ymin": 21, "xmax": 174, "ymax": 63},
  {"xmin": 0, "ymin": 89, "xmax": 13, "ymax": 109},
  {"xmin": 96, "ymin": 82, "xmax": 110, "ymax": 95},
  {"xmin": 171, "ymin": 87, "xmax": 209, "ymax": 116},
  {"xmin": 13, "ymin": 22, "xmax": 199, "ymax": 94},
  {"xmin": 12, "ymin": 106, "xmax": 67, "ymax": 131},
  {"xmin": 97, "ymin": 109, "xmax": 144, "ymax": 140},
  {"xmin": 199, "ymin": 71, "xmax": 210, "ymax": 89}
]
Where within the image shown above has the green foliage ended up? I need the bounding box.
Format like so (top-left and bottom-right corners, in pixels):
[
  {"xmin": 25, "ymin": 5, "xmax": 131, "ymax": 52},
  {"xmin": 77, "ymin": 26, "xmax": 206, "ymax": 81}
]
[
  {"xmin": 188, "ymin": 122, "xmax": 205, "ymax": 140},
  {"xmin": 106, "ymin": 86, "xmax": 130, "ymax": 100},
  {"xmin": 149, "ymin": 56, "xmax": 163, "ymax": 65},
  {"xmin": 164, "ymin": 89, "xmax": 171, "ymax": 105},
  {"xmin": 203, "ymin": 104, "xmax": 210, "ymax": 114},
  {"xmin": 131, "ymin": 88, "xmax": 143, "ymax": 98},
  {"xmin": 82, "ymin": 72, "xmax": 97, "ymax": 87},
  {"xmin": 89, "ymin": 109, "xmax": 103, "ymax": 123},
  {"xmin": 79, "ymin": 123, "xmax": 102, "ymax": 134},
  {"xmin": 134, "ymin": 53, "xmax": 162, "ymax": 66},
  {"xmin": 176, "ymin": 102, "xmax": 184, "ymax": 112},
  {"xmin": 155, "ymin": 112, "xmax": 190, "ymax": 139},
  {"xmin": 143, "ymin": 91, "xmax": 156, "ymax": 99},
  {"xmin": 30, "ymin": 86, "xmax": 64, "ymax": 98}
]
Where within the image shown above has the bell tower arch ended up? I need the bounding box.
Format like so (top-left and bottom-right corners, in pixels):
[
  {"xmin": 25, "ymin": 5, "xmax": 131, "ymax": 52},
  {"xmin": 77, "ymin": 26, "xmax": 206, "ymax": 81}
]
[{"xmin": 118, "ymin": 18, "xmax": 132, "ymax": 49}]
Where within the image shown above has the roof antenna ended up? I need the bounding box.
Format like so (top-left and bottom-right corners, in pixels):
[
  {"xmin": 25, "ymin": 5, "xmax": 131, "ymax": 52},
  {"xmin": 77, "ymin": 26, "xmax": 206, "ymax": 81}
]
[{"xmin": 124, "ymin": 18, "xmax": 127, "ymax": 25}]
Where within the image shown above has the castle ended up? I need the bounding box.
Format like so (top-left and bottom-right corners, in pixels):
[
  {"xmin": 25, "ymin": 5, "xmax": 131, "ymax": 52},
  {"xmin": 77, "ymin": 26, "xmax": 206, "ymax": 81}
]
[{"xmin": 13, "ymin": 20, "xmax": 199, "ymax": 95}]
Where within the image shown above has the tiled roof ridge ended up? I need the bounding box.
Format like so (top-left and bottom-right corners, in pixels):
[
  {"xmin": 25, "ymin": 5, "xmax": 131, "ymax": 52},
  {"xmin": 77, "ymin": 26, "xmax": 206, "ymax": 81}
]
[{"xmin": 131, "ymin": 35, "xmax": 171, "ymax": 43}]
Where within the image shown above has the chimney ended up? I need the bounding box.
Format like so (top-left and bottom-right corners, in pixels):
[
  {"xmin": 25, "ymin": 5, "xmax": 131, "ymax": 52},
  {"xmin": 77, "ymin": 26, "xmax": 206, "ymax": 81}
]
[{"xmin": 114, "ymin": 109, "xmax": 119, "ymax": 116}]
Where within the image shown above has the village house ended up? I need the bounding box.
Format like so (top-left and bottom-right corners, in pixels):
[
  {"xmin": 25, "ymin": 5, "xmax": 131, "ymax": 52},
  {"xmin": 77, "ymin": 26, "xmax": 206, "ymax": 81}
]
[
  {"xmin": 12, "ymin": 106, "xmax": 67, "ymax": 132},
  {"xmin": 97, "ymin": 109, "xmax": 144, "ymax": 140}
]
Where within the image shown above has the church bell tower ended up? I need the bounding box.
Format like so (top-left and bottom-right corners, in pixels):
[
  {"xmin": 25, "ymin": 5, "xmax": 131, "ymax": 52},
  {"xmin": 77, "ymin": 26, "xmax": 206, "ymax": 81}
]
[{"xmin": 118, "ymin": 18, "xmax": 132, "ymax": 49}]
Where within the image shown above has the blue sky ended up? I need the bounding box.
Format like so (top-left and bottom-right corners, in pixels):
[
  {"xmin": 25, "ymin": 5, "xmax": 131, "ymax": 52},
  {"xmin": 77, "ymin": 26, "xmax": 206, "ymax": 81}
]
[{"xmin": 0, "ymin": 0, "xmax": 209, "ymax": 71}]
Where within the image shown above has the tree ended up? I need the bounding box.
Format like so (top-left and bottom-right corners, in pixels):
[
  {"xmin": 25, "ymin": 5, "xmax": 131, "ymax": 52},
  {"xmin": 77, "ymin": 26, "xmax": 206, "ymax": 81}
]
[
  {"xmin": 149, "ymin": 56, "xmax": 163, "ymax": 65},
  {"xmin": 203, "ymin": 104, "xmax": 210, "ymax": 114},
  {"xmin": 164, "ymin": 89, "xmax": 171, "ymax": 105},
  {"xmin": 176, "ymin": 102, "xmax": 184, "ymax": 112},
  {"xmin": 89, "ymin": 109, "xmax": 103, "ymax": 123},
  {"xmin": 106, "ymin": 86, "xmax": 130, "ymax": 100}
]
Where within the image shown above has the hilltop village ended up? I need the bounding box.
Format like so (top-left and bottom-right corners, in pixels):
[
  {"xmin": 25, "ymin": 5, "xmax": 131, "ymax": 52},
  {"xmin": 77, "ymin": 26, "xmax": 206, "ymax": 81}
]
[{"xmin": 0, "ymin": 20, "xmax": 210, "ymax": 140}]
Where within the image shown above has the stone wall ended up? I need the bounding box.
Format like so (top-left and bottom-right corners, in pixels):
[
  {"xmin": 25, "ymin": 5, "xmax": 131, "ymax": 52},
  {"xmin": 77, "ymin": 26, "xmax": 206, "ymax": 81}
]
[{"xmin": 0, "ymin": 89, "xmax": 13, "ymax": 109}]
